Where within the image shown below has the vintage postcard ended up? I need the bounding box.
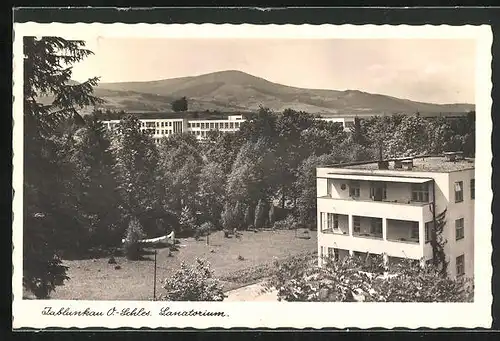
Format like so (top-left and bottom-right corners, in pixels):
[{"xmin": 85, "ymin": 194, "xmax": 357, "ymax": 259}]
[{"xmin": 12, "ymin": 22, "xmax": 493, "ymax": 329}]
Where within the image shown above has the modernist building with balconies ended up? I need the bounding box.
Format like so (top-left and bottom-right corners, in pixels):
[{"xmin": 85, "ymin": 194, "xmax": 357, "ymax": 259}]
[
  {"xmin": 316, "ymin": 152, "xmax": 475, "ymax": 278},
  {"xmin": 102, "ymin": 114, "xmax": 245, "ymax": 142}
]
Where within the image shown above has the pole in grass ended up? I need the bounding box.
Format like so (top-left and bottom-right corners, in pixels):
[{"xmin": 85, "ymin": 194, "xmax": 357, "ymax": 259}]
[{"xmin": 153, "ymin": 249, "xmax": 157, "ymax": 301}]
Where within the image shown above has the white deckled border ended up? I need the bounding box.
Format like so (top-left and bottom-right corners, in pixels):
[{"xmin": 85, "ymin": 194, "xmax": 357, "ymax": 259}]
[{"xmin": 12, "ymin": 23, "xmax": 493, "ymax": 329}]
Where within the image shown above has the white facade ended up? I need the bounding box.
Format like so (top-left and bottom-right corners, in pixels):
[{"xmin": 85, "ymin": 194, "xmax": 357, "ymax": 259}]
[
  {"xmin": 316, "ymin": 156, "xmax": 475, "ymax": 279},
  {"xmin": 320, "ymin": 117, "xmax": 355, "ymax": 131},
  {"xmin": 102, "ymin": 115, "xmax": 244, "ymax": 142},
  {"xmin": 102, "ymin": 114, "xmax": 355, "ymax": 141}
]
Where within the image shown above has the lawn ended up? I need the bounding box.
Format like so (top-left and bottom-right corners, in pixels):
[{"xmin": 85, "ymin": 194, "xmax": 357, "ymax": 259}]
[{"xmin": 47, "ymin": 229, "xmax": 317, "ymax": 300}]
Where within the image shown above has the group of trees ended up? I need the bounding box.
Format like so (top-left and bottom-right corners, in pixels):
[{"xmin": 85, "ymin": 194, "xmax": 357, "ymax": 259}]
[{"xmin": 22, "ymin": 37, "xmax": 475, "ymax": 299}]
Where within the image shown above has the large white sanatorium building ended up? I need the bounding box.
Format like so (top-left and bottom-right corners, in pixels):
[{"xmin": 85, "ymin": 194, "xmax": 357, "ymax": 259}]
[
  {"xmin": 101, "ymin": 115, "xmax": 355, "ymax": 142},
  {"xmin": 316, "ymin": 153, "xmax": 475, "ymax": 278}
]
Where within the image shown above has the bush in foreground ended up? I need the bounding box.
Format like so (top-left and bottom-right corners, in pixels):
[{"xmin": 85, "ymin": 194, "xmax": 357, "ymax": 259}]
[
  {"xmin": 265, "ymin": 254, "xmax": 473, "ymax": 302},
  {"xmin": 162, "ymin": 258, "xmax": 225, "ymax": 301}
]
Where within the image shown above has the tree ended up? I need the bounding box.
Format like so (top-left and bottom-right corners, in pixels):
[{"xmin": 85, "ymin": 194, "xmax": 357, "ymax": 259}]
[
  {"xmin": 243, "ymin": 204, "xmax": 254, "ymax": 229},
  {"xmin": 179, "ymin": 206, "xmax": 197, "ymax": 236},
  {"xmin": 158, "ymin": 133, "xmax": 202, "ymax": 216},
  {"xmin": 111, "ymin": 115, "xmax": 161, "ymax": 230},
  {"xmin": 23, "ymin": 37, "xmax": 103, "ymax": 298},
  {"xmin": 226, "ymin": 138, "xmax": 275, "ymax": 206},
  {"xmin": 123, "ymin": 218, "xmax": 146, "ymax": 260},
  {"xmin": 162, "ymin": 259, "xmax": 225, "ymax": 301},
  {"xmin": 198, "ymin": 161, "xmax": 226, "ymax": 227},
  {"xmin": 254, "ymin": 199, "xmax": 267, "ymax": 230},
  {"xmin": 364, "ymin": 115, "xmax": 398, "ymax": 160},
  {"xmin": 171, "ymin": 96, "xmax": 188, "ymax": 112},
  {"xmin": 385, "ymin": 114, "xmax": 430, "ymax": 158},
  {"xmin": 295, "ymin": 153, "xmax": 344, "ymax": 225},
  {"xmin": 67, "ymin": 114, "xmax": 122, "ymax": 247},
  {"xmin": 221, "ymin": 201, "xmax": 243, "ymax": 231}
]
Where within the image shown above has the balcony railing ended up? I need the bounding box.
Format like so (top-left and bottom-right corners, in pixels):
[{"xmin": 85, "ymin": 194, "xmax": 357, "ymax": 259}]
[
  {"xmin": 317, "ymin": 197, "xmax": 432, "ymax": 222},
  {"xmin": 353, "ymin": 232, "xmax": 383, "ymax": 240}
]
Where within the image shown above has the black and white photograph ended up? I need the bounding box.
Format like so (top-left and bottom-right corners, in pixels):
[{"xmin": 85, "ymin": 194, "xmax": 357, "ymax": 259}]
[{"xmin": 12, "ymin": 22, "xmax": 492, "ymax": 329}]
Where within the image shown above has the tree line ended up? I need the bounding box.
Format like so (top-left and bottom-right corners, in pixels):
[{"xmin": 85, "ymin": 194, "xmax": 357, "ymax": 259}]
[{"xmin": 22, "ymin": 37, "xmax": 475, "ymax": 298}]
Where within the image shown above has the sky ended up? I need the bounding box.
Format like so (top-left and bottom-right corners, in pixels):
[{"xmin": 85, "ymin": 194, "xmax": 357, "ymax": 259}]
[{"xmin": 71, "ymin": 38, "xmax": 476, "ymax": 104}]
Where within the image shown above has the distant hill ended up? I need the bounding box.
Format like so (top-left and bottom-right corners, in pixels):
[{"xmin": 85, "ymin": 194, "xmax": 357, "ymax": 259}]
[{"xmin": 53, "ymin": 70, "xmax": 476, "ymax": 115}]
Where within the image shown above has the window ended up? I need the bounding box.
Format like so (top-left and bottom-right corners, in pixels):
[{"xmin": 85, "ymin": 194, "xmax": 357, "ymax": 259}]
[
  {"xmin": 201, "ymin": 123, "xmax": 205, "ymax": 129},
  {"xmin": 455, "ymin": 218, "xmax": 464, "ymax": 240},
  {"xmin": 370, "ymin": 182, "xmax": 387, "ymax": 201},
  {"xmin": 455, "ymin": 181, "xmax": 464, "ymax": 203},
  {"xmin": 410, "ymin": 222, "xmax": 419, "ymax": 239},
  {"xmin": 425, "ymin": 222, "xmax": 433, "ymax": 243},
  {"xmin": 370, "ymin": 219, "xmax": 382, "ymax": 235},
  {"xmin": 470, "ymin": 179, "xmax": 475, "ymax": 199},
  {"xmin": 225, "ymin": 122, "xmax": 229, "ymax": 129},
  {"xmin": 156, "ymin": 130, "xmax": 159, "ymax": 135},
  {"xmin": 156, "ymin": 122, "xmax": 159, "ymax": 127},
  {"xmin": 411, "ymin": 183, "xmax": 429, "ymax": 202},
  {"xmin": 230, "ymin": 122, "xmax": 235, "ymax": 129},
  {"xmin": 327, "ymin": 247, "xmax": 334, "ymax": 259},
  {"xmin": 349, "ymin": 181, "xmax": 360, "ymax": 198},
  {"xmin": 456, "ymin": 255, "xmax": 465, "ymax": 276},
  {"xmin": 326, "ymin": 213, "xmax": 339, "ymax": 230},
  {"xmin": 353, "ymin": 216, "xmax": 361, "ymax": 233}
]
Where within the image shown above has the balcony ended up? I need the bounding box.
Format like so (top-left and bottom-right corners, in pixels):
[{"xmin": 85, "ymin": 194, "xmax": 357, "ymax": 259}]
[
  {"xmin": 318, "ymin": 215, "xmax": 428, "ymax": 259},
  {"xmin": 317, "ymin": 196, "xmax": 432, "ymax": 222},
  {"xmin": 318, "ymin": 230, "xmax": 425, "ymax": 260}
]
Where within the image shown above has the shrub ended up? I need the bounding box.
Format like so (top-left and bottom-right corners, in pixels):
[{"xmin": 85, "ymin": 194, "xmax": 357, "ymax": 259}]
[
  {"xmin": 273, "ymin": 214, "xmax": 298, "ymax": 230},
  {"xmin": 123, "ymin": 218, "xmax": 146, "ymax": 260},
  {"xmin": 179, "ymin": 206, "xmax": 197, "ymax": 235},
  {"xmin": 162, "ymin": 258, "xmax": 225, "ymax": 301},
  {"xmin": 237, "ymin": 255, "xmax": 245, "ymax": 261},
  {"xmin": 198, "ymin": 221, "xmax": 214, "ymax": 237}
]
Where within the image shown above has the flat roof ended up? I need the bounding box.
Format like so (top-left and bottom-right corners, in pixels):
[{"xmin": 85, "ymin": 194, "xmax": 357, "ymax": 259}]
[
  {"xmin": 325, "ymin": 173, "xmax": 433, "ymax": 183},
  {"xmin": 342, "ymin": 156, "xmax": 475, "ymax": 173}
]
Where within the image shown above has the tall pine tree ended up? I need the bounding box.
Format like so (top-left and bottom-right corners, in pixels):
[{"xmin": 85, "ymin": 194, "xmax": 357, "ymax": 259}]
[{"xmin": 23, "ymin": 37, "xmax": 102, "ymax": 298}]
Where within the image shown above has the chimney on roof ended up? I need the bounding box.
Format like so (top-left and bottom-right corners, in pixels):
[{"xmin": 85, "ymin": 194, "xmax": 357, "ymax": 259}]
[
  {"xmin": 444, "ymin": 151, "xmax": 464, "ymax": 162},
  {"xmin": 378, "ymin": 160, "xmax": 389, "ymax": 170},
  {"xmin": 401, "ymin": 159, "xmax": 414, "ymax": 170}
]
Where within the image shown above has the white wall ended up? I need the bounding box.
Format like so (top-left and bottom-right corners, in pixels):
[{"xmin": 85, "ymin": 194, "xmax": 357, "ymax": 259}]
[{"xmin": 446, "ymin": 169, "xmax": 475, "ymax": 278}]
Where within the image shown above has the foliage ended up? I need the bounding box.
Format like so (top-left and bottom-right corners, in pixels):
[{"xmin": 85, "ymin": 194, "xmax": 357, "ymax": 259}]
[
  {"xmin": 273, "ymin": 214, "xmax": 298, "ymax": 230},
  {"xmin": 67, "ymin": 114, "xmax": 122, "ymax": 247},
  {"xmin": 197, "ymin": 221, "xmax": 214, "ymax": 238},
  {"xmin": 23, "ymin": 36, "xmax": 103, "ymax": 298},
  {"xmin": 171, "ymin": 96, "xmax": 188, "ymax": 112},
  {"xmin": 158, "ymin": 133, "xmax": 202, "ymax": 216},
  {"xmin": 111, "ymin": 115, "xmax": 161, "ymax": 225},
  {"xmin": 198, "ymin": 162, "xmax": 226, "ymax": 227},
  {"xmin": 123, "ymin": 218, "xmax": 146, "ymax": 261},
  {"xmin": 295, "ymin": 153, "xmax": 345, "ymax": 225},
  {"xmin": 266, "ymin": 253, "xmax": 472, "ymax": 302},
  {"xmin": 179, "ymin": 206, "xmax": 198, "ymax": 236},
  {"xmin": 429, "ymin": 209, "xmax": 449, "ymax": 275},
  {"xmin": 162, "ymin": 258, "xmax": 225, "ymax": 301}
]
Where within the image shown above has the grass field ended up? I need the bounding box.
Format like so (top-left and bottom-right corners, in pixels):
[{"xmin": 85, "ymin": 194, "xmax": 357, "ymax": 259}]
[{"xmin": 46, "ymin": 229, "xmax": 317, "ymax": 301}]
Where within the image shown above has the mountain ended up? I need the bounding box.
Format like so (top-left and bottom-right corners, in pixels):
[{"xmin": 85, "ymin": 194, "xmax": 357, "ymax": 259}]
[{"xmin": 87, "ymin": 70, "xmax": 474, "ymax": 115}]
